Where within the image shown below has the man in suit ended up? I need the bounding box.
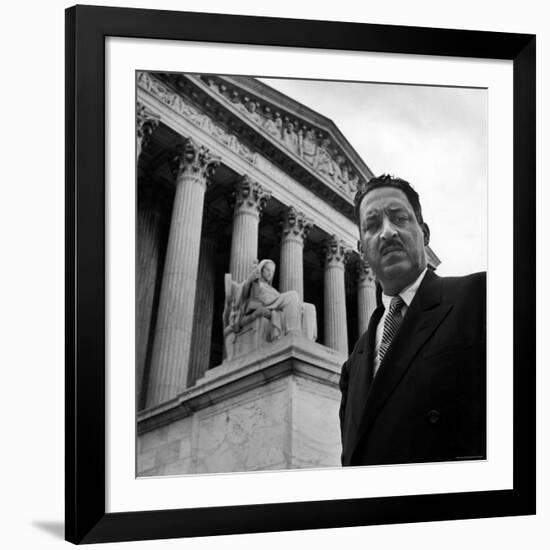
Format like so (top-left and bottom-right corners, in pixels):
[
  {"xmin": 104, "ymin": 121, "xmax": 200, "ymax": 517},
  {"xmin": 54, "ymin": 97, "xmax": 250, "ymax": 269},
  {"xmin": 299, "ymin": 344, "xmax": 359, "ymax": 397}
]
[{"xmin": 339, "ymin": 174, "xmax": 486, "ymax": 467}]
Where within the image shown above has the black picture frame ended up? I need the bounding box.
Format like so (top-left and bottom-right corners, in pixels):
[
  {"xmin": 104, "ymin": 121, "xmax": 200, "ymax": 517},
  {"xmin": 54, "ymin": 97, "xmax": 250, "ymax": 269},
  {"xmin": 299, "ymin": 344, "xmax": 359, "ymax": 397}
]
[{"xmin": 65, "ymin": 4, "xmax": 536, "ymax": 544}]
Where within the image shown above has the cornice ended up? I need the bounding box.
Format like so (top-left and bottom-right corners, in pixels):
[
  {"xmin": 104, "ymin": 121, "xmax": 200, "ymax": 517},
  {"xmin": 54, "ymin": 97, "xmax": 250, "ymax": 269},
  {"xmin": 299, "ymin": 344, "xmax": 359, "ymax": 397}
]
[
  {"xmin": 195, "ymin": 74, "xmax": 372, "ymax": 198},
  {"xmin": 215, "ymin": 74, "xmax": 374, "ymax": 183},
  {"xmin": 138, "ymin": 71, "xmax": 365, "ymax": 221}
]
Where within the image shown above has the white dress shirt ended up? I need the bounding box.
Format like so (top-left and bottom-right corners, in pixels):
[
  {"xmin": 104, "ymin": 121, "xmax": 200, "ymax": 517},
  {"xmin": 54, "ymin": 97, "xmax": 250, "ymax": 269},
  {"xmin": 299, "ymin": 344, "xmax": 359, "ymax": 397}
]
[{"xmin": 373, "ymin": 267, "xmax": 428, "ymax": 377}]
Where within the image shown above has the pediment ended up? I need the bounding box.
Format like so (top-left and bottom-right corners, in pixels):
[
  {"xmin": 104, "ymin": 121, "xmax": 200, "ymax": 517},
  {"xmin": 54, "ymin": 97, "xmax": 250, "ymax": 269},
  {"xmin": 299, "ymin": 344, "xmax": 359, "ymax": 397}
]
[
  {"xmin": 137, "ymin": 71, "xmax": 440, "ymax": 268},
  {"xmin": 143, "ymin": 72, "xmax": 376, "ymax": 220},
  {"xmin": 198, "ymin": 74, "xmax": 375, "ymax": 200}
]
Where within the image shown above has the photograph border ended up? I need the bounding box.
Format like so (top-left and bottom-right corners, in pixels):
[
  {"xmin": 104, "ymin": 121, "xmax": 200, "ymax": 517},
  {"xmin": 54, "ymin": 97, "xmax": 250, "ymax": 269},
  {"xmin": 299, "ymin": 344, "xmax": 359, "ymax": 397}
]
[{"xmin": 65, "ymin": 5, "xmax": 535, "ymax": 544}]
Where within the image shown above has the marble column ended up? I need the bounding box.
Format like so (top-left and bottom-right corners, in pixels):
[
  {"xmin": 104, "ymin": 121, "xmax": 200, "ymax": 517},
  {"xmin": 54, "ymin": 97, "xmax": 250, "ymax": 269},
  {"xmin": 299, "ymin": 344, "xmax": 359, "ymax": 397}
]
[
  {"xmin": 229, "ymin": 175, "xmax": 271, "ymax": 282},
  {"xmin": 357, "ymin": 258, "xmax": 377, "ymax": 336},
  {"xmin": 146, "ymin": 139, "xmax": 220, "ymax": 408},
  {"xmin": 279, "ymin": 207, "xmax": 312, "ymax": 301},
  {"xmin": 323, "ymin": 236, "xmax": 349, "ymax": 354},
  {"xmin": 136, "ymin": 178, "xmax": 161, "ymax": 407},
  {"xmin": 137, "ymin": 102, "xmax": 160, "ymax": 158},
  {"xmin": 136, "ymin": 104, "xmax": 159, "ymax": 407},
  {"xmin": 187, "ymin": 209, "xmax": 220, "ymax": 387}
]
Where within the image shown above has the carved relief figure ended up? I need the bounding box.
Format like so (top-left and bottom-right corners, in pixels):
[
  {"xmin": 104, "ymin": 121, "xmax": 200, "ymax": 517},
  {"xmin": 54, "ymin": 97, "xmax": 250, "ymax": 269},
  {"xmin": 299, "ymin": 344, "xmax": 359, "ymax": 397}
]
[
  {"xmin": 245, "ymin": 99, "xmax": 264, "ymax": 125},
  {"xmin": 314, "ymin": 137, "xmax": 336, "ymax": 180},
  {"xmin": 346, "ymin": 170, "xmax": 360, "ymax": 193},
  {"xmin": 282, "ymin": 119, "xmax": 299, "ymax": 153},
  {"xmin": 333, "ymin": 154, "xmax": 346, "ymax": 188},
  {"xmin": 301, "ymin": 128, "xmax": 317, "ymax": 166},
  {"xmin": 262, "ymin": 107, "xmax": 283, "ymax": 139}
]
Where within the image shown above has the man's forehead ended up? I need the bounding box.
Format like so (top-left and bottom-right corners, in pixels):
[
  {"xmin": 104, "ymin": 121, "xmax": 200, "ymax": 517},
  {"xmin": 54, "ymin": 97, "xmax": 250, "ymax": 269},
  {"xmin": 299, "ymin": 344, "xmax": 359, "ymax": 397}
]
[{"xmin": 360, "ymin": 187, "xmax": 413, "ymax": 214}]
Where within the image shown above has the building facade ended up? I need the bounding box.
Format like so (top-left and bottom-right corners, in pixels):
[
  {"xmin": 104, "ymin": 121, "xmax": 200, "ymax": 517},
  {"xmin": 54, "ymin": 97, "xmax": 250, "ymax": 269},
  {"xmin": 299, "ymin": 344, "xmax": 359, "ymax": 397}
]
[{"xmin": 136, "ymin": 72, "xmax": 439, "ymax": 475}]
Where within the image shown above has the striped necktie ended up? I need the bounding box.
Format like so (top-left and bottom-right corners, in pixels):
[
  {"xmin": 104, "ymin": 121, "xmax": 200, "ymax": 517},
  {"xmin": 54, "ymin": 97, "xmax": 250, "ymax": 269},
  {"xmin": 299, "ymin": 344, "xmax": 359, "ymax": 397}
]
[{"xmin": 378, "ymin": 295, "xmax": 405, "ymax": 365}]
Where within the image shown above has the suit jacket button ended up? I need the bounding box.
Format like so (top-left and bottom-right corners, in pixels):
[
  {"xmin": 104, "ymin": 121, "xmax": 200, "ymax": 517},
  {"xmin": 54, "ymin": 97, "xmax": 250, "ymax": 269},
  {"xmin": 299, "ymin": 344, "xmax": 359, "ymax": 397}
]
[{"xmin": 427, "ymin": 409, "xmax": 440, "ymax": 424}]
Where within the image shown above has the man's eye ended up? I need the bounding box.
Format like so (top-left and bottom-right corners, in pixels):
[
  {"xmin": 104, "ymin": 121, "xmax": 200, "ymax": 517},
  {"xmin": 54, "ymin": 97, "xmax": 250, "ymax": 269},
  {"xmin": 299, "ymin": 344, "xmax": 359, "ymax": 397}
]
[{"xmin": 364, "ymin": 221, "xmax": 378, "ymax": 232}]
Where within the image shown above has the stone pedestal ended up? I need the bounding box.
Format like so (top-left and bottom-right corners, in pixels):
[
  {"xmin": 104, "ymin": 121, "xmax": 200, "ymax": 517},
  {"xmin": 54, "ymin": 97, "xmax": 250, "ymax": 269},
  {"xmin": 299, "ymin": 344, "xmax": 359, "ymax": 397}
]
[
  {"xmin": 146, "ymin": 139, "xmax": 219, "ymax": 408},
  {"xmin": 137, "ymin": 335, "xmax": 345, "ymax": 475},
  {"xmin": 323, "ymin": 236, "xmax": 349, "ymax": 354},
  {"xmin": 357, "ymin": 259, "xmax": 377, "ymax": 336},
  {"xmin": 229, "ymin": 175, "xmax": 271, "ymax": 283},
  {"xmin": 279, "ymin": 206, "xmax": 312, "ymax": 300}
]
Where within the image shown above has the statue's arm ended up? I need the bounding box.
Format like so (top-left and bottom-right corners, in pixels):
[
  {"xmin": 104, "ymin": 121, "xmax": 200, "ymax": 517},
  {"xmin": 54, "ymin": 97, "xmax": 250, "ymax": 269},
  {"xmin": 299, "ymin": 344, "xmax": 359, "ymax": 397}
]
[{"xmin": 242, "ymin": 267, "xmax": 260, "ymax": 299}]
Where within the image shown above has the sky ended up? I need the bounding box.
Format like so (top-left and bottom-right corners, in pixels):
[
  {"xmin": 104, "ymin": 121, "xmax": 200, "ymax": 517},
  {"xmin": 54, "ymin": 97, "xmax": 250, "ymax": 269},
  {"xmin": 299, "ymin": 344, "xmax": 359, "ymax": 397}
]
[{"xmin": 258, "ymin": 77, "xmax": 487, "ymax": 277}]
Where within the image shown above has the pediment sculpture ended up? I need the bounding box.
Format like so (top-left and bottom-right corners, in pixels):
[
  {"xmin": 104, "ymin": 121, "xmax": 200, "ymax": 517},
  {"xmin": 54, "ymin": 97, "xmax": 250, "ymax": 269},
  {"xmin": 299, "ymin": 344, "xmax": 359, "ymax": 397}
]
[{"xmin": 223, "ymin": 260, "xmax": 317, "ymax": 360}]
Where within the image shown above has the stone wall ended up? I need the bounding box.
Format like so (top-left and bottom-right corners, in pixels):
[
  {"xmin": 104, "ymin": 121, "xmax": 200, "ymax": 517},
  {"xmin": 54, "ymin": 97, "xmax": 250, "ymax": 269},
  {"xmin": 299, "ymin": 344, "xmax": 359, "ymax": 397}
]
[{"xmin": 137, "ymin": 335, "xmax": 344, "ymax": 475}]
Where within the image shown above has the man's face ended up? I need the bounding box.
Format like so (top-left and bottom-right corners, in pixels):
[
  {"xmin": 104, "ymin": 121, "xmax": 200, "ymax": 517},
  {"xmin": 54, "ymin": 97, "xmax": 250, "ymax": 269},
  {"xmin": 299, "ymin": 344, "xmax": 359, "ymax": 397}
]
[{"xmin": 358, "ymin": 187, "xmax": 428, "ymax": 295}]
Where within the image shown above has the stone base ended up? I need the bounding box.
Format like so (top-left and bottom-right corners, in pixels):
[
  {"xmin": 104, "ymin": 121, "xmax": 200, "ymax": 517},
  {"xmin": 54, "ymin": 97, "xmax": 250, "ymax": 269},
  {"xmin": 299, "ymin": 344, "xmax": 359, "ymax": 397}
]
[
  {"xmin": 225, "ymin": 316, "xmax": 271, "ymax": 361},
  {"xmin": 137, "ymin": 334, "xmax": 346, "ymax": 476}
]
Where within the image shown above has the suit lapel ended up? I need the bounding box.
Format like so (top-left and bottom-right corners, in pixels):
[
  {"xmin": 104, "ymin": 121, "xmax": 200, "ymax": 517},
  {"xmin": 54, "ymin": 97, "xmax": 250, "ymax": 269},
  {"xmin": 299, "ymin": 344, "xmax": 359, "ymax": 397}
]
[
  {"xmin": 349, "ymin": 270, "xmax": 453, "ymax": 463},
  {"xmin": 343, "ymin": 305, "xmax": 383, "ymax": 462}
]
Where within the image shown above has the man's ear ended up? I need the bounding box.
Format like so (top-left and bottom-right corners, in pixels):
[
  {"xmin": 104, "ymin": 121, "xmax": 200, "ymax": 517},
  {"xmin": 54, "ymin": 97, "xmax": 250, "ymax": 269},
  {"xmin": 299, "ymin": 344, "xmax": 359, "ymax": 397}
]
[{"xmin": 422, "ymin": 223, "xmax": 430, "ymax": 246}]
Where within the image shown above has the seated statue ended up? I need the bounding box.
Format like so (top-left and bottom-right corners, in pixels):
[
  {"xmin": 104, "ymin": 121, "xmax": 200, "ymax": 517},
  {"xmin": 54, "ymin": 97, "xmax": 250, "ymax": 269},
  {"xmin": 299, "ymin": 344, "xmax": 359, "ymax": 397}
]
[{"xmin": 223, "ymin": 259, "xmax": 317, "ymax": 360}]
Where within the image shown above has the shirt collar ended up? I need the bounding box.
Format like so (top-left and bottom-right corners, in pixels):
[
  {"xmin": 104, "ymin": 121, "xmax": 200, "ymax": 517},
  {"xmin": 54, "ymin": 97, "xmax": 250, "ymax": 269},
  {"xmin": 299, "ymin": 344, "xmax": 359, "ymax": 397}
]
[{"xmin": 381, "ymin": 267, "xmax": 428, "ymax": 310}]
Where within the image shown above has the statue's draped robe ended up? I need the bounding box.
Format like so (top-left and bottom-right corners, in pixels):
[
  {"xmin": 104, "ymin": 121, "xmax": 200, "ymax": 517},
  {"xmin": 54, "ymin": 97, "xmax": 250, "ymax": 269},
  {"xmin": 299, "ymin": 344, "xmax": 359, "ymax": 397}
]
[
  {"xmin": 223, "ymin": 267, "xmax": 318, "ymax": 352},
  {"xmin": 247, "ymin": 281, "xmax": 301, "ymax": 339}
]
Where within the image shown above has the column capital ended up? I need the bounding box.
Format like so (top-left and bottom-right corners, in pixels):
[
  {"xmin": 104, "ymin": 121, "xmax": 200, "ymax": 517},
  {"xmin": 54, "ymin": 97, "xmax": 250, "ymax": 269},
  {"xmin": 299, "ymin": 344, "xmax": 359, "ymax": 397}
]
[
  {"xmin": 323, "ymin": 235, "xmax": 350, "ymax": 268},
  {"xmin": 280, "ymin": 206, "xmax": 313, "ymax": 243},
  {"xmin": 171, "ymin": 138, "xmax": 220, "ymax": 187},
  {"xmin": 137, "ymin": 102, "xmax": 160, "ymax": 156},
  {"xmin": 356, "ymin": 258, "xmax": 375, "ymax": 283},
  {"xmin": 232, "ymin": 175, "xmax": 271, "ymax": 217}
]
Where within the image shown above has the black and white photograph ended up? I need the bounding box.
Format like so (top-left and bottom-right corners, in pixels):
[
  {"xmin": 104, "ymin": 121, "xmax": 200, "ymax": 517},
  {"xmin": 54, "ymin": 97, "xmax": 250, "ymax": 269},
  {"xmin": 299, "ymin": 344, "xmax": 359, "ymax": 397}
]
[
  {"xmin": 0, "ymin": 1, "xmax": 539, "ymax": 548},
  {"xmin": 136, "ymin": 71, "xmax": 487, "ymax": 476}
]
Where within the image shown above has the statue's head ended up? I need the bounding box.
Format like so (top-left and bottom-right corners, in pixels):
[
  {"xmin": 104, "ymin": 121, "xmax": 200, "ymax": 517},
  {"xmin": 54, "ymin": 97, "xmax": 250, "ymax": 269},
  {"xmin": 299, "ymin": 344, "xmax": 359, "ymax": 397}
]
[{"xmin": 258, "ymin": 259, "xmax": 276, "ymax": 284}]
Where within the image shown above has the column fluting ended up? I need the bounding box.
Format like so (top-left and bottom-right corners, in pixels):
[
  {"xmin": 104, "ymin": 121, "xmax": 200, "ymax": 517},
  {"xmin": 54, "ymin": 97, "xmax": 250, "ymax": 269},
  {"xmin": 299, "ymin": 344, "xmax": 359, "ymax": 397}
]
[
  {"xmin": 187, "ymin": 211, "xmax": 219, "ymax": 386},
  {"xmin": 279, "ymin": 206, "xmax": 312, "ymax": 301},
  {"xmin": 136, "ymin": 179, "xmax": 161, "ymax": 407},
  {"xmin": 146, "ymin": 139, "xmax": 219, "ymax": 408},
  {"xmin": 229, "ymin": 175, "xmax": 271, "ymax": 282},
  {"xmin": 323, "ymin": 235, "xmax": 349, "ymax": 354}
]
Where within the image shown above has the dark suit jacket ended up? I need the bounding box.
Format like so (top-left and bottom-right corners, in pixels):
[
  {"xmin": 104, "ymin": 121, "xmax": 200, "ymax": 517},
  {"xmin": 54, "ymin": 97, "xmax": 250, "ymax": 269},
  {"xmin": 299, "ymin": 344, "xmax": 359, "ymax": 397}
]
[{"xmin": 339, "ymin": 269, "xmax": 486, "ymax": 466}]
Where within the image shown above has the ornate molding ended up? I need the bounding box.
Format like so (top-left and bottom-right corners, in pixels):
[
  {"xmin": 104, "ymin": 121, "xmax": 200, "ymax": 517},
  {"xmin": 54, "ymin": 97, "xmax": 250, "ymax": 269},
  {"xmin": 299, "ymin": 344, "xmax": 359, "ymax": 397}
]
[
  {"xmin": 232, "ymin": 175, "xmax": 271, "ymax": 217},
  {"xmin": 137, "ymin": 71, "xmax": 361, "ymax": 221},
  {"xmin": 280, "ymin": 206, "xmax": 313, "ymax": 243},
  {"xmin": 323, "ymin": 235, "xmax": 349, "ymax": 268},
  {"xmin": 171, "ymin": 138, "xmax": 220, "ymax": 187},
  {"xmin": 137, "ymin": 102, "xmax": 160, "ymax": 156},
  {"xmin": 203, "ymin": 76, "xmax": 364, "ymax": 197},
  {"xmin": 138, "ymin": 72, "xmax": 258, "ymax": 165}
]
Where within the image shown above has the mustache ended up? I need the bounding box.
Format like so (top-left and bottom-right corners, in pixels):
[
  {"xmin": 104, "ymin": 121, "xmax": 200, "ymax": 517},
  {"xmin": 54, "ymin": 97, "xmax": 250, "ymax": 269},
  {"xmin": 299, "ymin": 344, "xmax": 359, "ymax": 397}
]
[{"xmin": 380, "ymin": 241, "xmax": 404, "ymax": 255}]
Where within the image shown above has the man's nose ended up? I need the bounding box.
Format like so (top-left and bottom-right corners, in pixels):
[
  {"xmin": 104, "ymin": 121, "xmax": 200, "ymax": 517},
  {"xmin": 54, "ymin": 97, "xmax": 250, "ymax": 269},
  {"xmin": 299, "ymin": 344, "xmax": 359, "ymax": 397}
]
[{"xmin": 380, "ymin": 217, "xmax": 397, "ymax": 240}]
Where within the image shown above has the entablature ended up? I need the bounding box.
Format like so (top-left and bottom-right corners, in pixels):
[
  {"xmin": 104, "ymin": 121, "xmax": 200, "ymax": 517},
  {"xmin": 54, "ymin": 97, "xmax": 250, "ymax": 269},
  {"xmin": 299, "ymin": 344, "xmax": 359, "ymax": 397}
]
[{"xmin": 138, "ymin": 71, "xmax": 376, "ymax": 222}]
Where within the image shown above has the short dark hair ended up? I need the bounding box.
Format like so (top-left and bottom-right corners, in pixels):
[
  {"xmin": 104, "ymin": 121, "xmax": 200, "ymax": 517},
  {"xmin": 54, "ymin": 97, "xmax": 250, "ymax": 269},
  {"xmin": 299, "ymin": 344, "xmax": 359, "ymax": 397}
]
[{"xmin": 354, "ymin": 174, "xmax": 425, "ymax": 225}]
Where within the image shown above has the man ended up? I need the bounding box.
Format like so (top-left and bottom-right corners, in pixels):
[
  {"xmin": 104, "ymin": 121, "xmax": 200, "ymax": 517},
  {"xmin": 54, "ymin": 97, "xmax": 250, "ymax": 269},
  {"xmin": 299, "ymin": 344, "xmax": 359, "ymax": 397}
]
[{"xmin": 339, "ymin": 174, "xmax": 486, "ymax": 467}]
